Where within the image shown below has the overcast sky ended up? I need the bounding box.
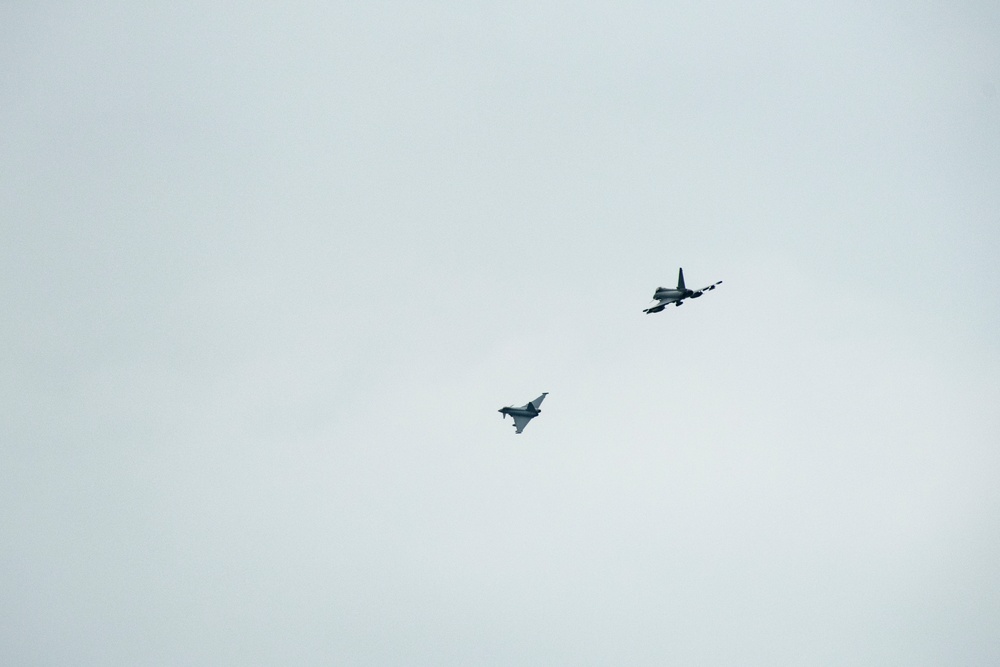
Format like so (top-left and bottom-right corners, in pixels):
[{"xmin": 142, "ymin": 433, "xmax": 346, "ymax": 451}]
[{"xmin": 3, "ymin": 2, "xmax": 999, "ymax": 665}]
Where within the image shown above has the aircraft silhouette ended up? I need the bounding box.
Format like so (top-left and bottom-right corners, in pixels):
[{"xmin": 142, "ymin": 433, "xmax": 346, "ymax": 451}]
[
  {"xmin": 644, "ymin": 268, "xmax": 722, "ymax": 313},
  {"xmin": 498, "ymin": 393, "xmax": 548, "ymax": 434}
]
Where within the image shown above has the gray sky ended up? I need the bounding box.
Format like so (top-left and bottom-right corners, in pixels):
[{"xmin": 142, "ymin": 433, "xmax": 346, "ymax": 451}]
[{"xmin": 3, "ymin": 2, "xmax": 999, "ymax": 665}]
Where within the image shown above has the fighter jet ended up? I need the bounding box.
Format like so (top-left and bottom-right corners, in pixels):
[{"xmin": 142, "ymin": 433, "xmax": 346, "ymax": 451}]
[
  {"xmin": 498, "ymin": 393, "xmax": 548, "ymax": 434},
  {"xmin": 643, "ymin": 268, "xmax": 722, "ymax": 313}
]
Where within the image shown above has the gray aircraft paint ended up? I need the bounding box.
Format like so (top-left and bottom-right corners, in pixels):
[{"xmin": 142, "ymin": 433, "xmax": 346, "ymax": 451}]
[
  {"xmin": 499, "ymin": 393, "xmax": 548, "ymax": 434},
  {"xmin": 644, "ymin": 267, "xmax": 723, "ymax": 313}
]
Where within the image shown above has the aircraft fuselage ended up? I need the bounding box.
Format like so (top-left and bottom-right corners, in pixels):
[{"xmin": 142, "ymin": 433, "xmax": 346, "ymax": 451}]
[
  {"xmin": 499, "ymin": 406, "xmax": 540, "ymax": 418},
  {"xmin": 649, "ymin": 286, "xmax": 704, "ymax": 307},
  {"xmin": 653, "ymin": 287, "xmax": 698, "ymax": 302}
]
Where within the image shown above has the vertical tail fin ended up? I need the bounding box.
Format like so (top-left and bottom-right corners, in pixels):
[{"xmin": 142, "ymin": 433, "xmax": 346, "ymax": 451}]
[{"xmin": 677, "ymin": 268, "xmax": 686, "ymax": 290}]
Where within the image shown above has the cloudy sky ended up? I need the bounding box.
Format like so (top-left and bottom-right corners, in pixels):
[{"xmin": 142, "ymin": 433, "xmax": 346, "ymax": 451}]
[{"xmin": 3, "ymin": 2, "xmax": 999, "ymax": 664}]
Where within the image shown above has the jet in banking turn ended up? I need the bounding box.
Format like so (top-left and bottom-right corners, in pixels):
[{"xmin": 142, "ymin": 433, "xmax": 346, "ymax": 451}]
[
  {"xmin": 498, "ymin": 393, "xmax": 548, "ymax": 434},
  {"xmin": 643, "ymin": 268, "xmax": 722, "ymax": 314}
]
